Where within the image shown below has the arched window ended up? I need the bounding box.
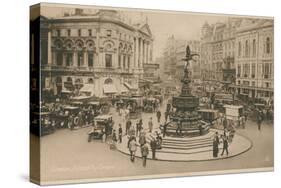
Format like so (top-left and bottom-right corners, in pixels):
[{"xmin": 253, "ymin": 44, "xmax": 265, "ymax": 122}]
[
  {"xmin": 238, "ymin": 42, "xmax": 241, "ymax": 57},
  {"xmin": 88, "ymin": 78, "xmax": 94, "ymax": 84},
  {"xmin": 66, "ymin": 77, "xmax": 72, "ymax": 83},
  {"xmin": 266, "ymin": 37, "xmax": 271, "ymax": 54},
  {"xmin": 245, "ymin": 40, "xmax": 249, "ymax": 57},
  {"xmin": 104, "ymin": 78, "xmax": 113, "ymax": 84},
  {"xmin": 75, "ymin": 78, "xmax": 83, "ymax": 84}
]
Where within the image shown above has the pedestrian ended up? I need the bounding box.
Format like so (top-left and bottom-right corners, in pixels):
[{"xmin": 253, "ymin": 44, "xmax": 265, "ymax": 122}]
[
  {"xmin": 176, "ymin": 120, "xmax": 182, "ymax": 136},
  {"xmin": 241, "ymin": 115, "xmax": 245, "ymax": 129},
  {"xmin": 163, "ymin": 123, "xmax": 167, "ymax": 138},
  {"xmin": 257, "ymin": 110, "xmax": 263, "ymax": 131},
  {"xmin": 128, "ymin": 136, "xmax": 138, "ymax": 162},
  {"xmin": 128, "ymin": 124, "xmax": 136, "ymax": 137},
  {"xmin": 164, "ymin": 111, "xmax": 169, "ymax": 122},
  {"xmin": 141, "ymin": 141, "xmax": 149, "ymax": 167},
  {"xmin": 150, "ymin": 138, "xmax": 157, "ymax": 160},
  {"xmin": 136, "ymin": 119, "xmax": 143, "ymax": 137},
  {"xmin": 139, "ymin": 132, "xmax": 146, "ymax": 147},
  {"xmin": 213, "ymin": 132, "xmax": 219, "ymax": 158},
  {"xmin": 148, "ymin": 117, "xmax": 153, "ymax": 133},
  {"xmin": 125, "ymin": 120, "xmax": 131, "ymax": 135},
  {"xmin": 118, "ymin": 124, "xmax": 123, "ymax": 143},
  {"xmin": 112, "ymin": 129, "xmax": 117, "ymax": 143},
  {"xmin": 221, "ymin": 135, "xmax": 229, "ymax": 156},
  {"xmin": 156, "ymin": 110, "xmax": 161, "ymax": 123},
  {"xmin": 199, "ymin": 123, "xmax": 203, "ymax": 136},
  {"xmin": 222, "ymin": 116, "xmax": 228, "ymax": 130},
  {"xmin": 102, "ymin": 127, "xmax": 106, "ymax": 143}
]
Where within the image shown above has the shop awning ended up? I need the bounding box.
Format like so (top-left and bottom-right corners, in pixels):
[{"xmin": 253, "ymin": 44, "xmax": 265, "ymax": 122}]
[
  {"xmin": 103, "ymin": 84, "xmax": 117, "ymax": 94},
  {"xmin": 80, "ymin": 84, "xmax": 94, "ymax": 95},
  {"xmin": 124, "ymin": 82, "xmax": 133, "ymax": 90}
]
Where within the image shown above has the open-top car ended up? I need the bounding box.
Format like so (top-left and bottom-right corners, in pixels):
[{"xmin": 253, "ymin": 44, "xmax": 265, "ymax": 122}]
[
  {"xmin": 143, "ymin": 97, "xmax": 157, "ymax": 113},
  {"xmin": 31, "ymin": 111, "xmax": 55, "ymax": 136},
  {"xmin": 88, "ymin": 114, "xmax": 114, "ymax": 141},
  {"xmin": 51, "ymin": 105, "xmax": 80, "ymax": 129}
]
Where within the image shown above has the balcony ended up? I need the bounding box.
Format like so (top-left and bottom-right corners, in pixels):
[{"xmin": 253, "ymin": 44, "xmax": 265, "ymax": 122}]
[{"xmin": 41, "ymin": 65, "xmax": 134, "ymax": 74}]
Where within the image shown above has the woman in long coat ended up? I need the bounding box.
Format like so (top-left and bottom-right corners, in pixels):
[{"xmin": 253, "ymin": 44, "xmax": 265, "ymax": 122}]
[{"xmin": 213, "ymin": 132, "xmax": 219, "ymax": 157}]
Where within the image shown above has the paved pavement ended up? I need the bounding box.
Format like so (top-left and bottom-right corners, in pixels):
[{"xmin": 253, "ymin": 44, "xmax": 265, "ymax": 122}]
[{"xmin": 40, "ymin": 99, "xmax": 274, "ymax": 184}]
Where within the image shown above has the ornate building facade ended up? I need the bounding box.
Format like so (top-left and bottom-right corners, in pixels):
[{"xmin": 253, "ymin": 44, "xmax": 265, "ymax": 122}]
[
  {"xmin": 235, "ymin": 18, "xmax": 274, "ymax": 98},
  {"xmin": 41, "ymin": 9, "xmax": 153, "ymax": 98}
]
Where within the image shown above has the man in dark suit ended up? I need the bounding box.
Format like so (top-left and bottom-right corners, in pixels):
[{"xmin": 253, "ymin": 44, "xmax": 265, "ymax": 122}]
[
  {"xmin": 150, "ymin": 139, "xmax": 157, "ymax": 160},
  {"xmin": 221, "ymin": 135, "xmax": 229, "ymax": 156}
]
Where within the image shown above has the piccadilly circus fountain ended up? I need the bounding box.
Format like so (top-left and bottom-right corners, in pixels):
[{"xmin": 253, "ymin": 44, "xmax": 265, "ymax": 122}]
[
  {"xmin": 163, "ymin": 45, "xmax": 210, "ymax": 136},
  {"xmin": 117, "ymin": 45, "xmax": 252, "ymax": 162}
]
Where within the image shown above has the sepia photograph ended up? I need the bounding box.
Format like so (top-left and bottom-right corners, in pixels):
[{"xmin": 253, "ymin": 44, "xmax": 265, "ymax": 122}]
[{"xmin": 29, "ymin": 2, "xmax": 274, "ymax": 185}]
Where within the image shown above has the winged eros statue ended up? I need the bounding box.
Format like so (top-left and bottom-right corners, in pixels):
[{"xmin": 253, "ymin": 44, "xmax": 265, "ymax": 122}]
[{"xmin": 182, "ymin": 45, "xmax": 199, "ymax": 73}]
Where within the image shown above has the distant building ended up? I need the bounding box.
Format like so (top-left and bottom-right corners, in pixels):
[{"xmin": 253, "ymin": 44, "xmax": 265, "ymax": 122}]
[
  {"xmin": 163, "ymin": 36, "xmax": 200, "ymax": 83},
  {"xmin": 41, "ymin": 9, "xmax": 153, "ymax": 98},
  {"xmin": 234, "ymin": 18, "xmax": 274, "ymax": 99},
  {"xmin": 175, "ymin": 40, "xmax": 201, "ymax": 81},
  {"xmin": 200, "ymin": 22, "xmax": 213, "ymax": 81}
]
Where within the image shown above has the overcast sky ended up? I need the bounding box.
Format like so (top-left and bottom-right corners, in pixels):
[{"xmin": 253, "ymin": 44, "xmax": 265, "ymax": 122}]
[{"xmin": 40, "ymin": 5, "xmax": 228, "ymax": 59}]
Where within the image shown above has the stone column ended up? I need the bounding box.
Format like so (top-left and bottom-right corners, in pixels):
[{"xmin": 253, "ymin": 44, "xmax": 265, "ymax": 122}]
[
  {"xmin": 124, "ymin": 54, "xmax": 128, "ymax": 70},
  {"xmin": 146, "ymin": 41, "xmax": 149, "ymax": 64},
  {"xmin": 143, "ymin": 40, "xmax": 146, "ymax": 65},
  {"xmin": 73, "ymin": 51, "xmax": 78, "ymax": 67},
  {"xmin": 62, "ymin": 52, "xmax": 66, "ymax": 66},
  {"xmin": 147, "ymin": 42, "xmax": 150, "ymax": 64},
  {"xmin": 150, "ymin": 42, "xmax": 153, "ymax": 62},
  {"xmin": 47, "ymin": 31, "xmax": 52, "ymax": 65},
  {"xmin": 52, "ymin": 51, "xmax": 56, "ymax": 65},
  {"xmin": 83, "ymin": 51, "xmax": 87, "ymax": 67},
  {"xmin": 135, "ymin": 37, "xmax": 139, "ymax": 68},
  {"xmin": 120, "ymin": 54, "xmax": 124, "ymax": 70},
  {"xmin": 139, "ymin": 38, "xmax": 143, "ymax": 68},
  {"xmin": 114, "ymin": 52, "xmax": 118, "ymax": 68}
]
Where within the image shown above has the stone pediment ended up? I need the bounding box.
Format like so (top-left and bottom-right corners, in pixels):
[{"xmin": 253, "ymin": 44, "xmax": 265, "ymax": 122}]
[{"xmin": 139, "ymin": 23, "xmax": 152, "ymax": 37}]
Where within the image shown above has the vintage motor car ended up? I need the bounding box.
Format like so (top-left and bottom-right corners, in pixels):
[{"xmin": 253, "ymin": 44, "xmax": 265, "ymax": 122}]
[
  {"xmin": 31, "ymin": 111, "xmax": 55, "ymax": 136},
  {"xmin": 143, "ymin": 97, "xmax": 157, "ymax": 113},
  {"xmin": 88, "ymin": 114, "xmax": 114, "ymax": 142},
  {"xmin": 51, "ymin": 105, "xmax": 80, "ymax": 129}
]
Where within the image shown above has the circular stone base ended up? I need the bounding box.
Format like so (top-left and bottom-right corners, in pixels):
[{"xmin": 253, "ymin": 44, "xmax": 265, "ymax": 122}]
[{"xmin": 116, "ymin": 129, "xmax": 252, "ymax": 162}]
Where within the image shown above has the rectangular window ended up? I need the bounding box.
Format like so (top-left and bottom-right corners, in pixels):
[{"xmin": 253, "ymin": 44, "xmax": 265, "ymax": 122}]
[
  {"xmin": 56, "ymin": 52, "xmax": 63, "ymax": 65},
  {"xmin": 105, "ymin": 54, "xmax": 112, "ymax": 68},
  {"xmin": 88, "ymin": 53, "xmax": 94, "ymax": 67},
  {"xmin": 78, "ymin": 52, "xmax": 83, "ymax": 67},
  {"xmin": 237, "ymin": 64, "xmax": 241, "ymax": 77},
  {"xmin": 57, "ymin": 30, "xmax": 60, "ymax": 37},
  {"xmin": 251, "ymin": 64, "xmax": 256, "ymax": 78},
  {"xmin": 66, "ymin": 53, "xmax": 73, "ymax": 66},
  {"xmin": 252, "ymin": 81, "xmax": 255, "ymax": 87},
  {"xmin": 107, "ymin": 30, "xmax": 112, "ymax": 37},
  {"xmin": 264, "ymin": 64, "xmax": 270, "ymax": 79},
  {"xmin": 88, "ymin": 29, "xmax": 92, "ymax": 36},
  {"xmin": 67, "ymin": 29, "xmax": 71, "ymax": 37},
  {"xmin": 78, "ymin": 29, "xmax": 81, "ymax": 37}
]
